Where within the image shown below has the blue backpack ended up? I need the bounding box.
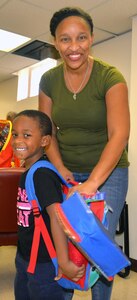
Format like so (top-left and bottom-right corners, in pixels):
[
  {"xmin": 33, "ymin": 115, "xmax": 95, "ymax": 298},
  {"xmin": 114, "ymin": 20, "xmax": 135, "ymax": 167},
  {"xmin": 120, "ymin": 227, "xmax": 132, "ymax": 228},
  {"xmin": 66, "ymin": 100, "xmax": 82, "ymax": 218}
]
[{"xmin": 25, "ymin": 160, "xmax": 130, "ymax": 291}]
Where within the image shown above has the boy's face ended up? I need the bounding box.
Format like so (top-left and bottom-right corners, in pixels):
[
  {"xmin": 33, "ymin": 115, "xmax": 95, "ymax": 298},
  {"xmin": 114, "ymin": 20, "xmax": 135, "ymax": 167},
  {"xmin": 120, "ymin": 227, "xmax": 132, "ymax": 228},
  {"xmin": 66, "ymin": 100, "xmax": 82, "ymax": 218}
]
[{"xmin": 11, "ymin": 115, "xmax": 50, "ymax": 168}]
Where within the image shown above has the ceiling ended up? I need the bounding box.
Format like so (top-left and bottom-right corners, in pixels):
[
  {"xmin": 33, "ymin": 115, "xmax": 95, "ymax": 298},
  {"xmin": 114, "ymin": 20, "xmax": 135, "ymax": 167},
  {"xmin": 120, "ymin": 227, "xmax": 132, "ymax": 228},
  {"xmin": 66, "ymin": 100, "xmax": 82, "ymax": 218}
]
[{"xmin": 0, "ymin": 0, "xmax": 137, "ymax": 83}]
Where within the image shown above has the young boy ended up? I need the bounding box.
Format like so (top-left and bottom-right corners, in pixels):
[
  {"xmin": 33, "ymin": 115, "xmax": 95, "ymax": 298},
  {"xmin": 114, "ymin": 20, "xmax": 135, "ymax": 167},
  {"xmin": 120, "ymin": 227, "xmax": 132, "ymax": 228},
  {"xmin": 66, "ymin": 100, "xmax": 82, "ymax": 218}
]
[{"xmin": 11, "ymin": 110, "xmax": 84, "ymax": 300}]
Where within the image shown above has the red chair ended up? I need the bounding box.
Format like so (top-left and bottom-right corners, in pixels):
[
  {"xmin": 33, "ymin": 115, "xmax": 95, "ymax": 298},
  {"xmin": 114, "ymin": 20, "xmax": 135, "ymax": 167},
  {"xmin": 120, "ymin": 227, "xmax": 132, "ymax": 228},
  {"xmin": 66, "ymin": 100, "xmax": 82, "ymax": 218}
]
[{"xmin": 0, "ymin": 168, "xmax": 24, "ymax": 246}]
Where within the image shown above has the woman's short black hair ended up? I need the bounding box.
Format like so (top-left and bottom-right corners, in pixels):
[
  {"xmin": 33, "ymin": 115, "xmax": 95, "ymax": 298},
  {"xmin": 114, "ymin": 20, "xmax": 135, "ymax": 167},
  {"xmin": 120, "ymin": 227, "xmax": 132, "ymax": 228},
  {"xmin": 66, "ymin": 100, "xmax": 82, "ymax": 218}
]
[
  {"xmin": 50, "ymin": 7, "xmax": 93, "ymax": 37},
  {"xmin": 14, "ymin": 110, "xmax": 52, "ymax": 136}
]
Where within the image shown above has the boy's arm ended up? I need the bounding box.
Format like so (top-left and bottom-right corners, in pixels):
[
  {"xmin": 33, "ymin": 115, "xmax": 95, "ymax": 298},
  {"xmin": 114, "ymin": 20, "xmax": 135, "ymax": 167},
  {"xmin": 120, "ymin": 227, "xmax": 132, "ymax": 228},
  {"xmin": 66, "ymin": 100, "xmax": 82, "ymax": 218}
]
[{"xmin": 46, "ymin": 203, "xmax": 85, "ymax": 281}]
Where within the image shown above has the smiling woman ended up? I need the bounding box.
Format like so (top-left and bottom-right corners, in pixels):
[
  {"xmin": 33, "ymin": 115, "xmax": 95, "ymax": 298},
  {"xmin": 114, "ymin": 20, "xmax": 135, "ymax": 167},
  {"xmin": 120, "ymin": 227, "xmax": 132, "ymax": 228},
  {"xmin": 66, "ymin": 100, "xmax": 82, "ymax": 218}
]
[{"xmin": 38, "ymin": 6, "xmax": 130, "ymax": 300}]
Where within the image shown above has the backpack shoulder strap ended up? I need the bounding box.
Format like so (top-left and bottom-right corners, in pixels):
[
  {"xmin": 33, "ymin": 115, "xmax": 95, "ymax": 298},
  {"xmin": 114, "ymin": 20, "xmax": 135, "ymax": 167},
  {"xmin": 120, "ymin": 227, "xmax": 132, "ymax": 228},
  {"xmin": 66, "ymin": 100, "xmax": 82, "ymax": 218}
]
[
  {"xmin": 26, "ymin": 160, "xmax": 70, "ymax": 274},
  {"xmin": 25, "ymin": 160, "xmax": 70, "ymax": 209}
]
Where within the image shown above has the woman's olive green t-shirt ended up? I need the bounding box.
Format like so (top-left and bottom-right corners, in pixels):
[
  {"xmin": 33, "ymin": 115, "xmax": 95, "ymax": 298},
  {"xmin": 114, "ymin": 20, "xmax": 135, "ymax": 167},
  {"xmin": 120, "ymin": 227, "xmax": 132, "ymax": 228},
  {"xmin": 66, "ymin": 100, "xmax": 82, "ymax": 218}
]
[{"xmin": 40, "ymin": 58, "xmax": 129, "ymax": 173}]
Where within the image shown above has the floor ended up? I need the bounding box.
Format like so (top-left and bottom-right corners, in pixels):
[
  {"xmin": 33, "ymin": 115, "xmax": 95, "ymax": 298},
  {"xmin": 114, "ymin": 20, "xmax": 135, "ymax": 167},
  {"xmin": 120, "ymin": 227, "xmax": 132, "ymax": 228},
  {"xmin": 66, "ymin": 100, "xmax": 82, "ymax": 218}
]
[{"xmin": 0, "ymin": 246, "xmax": 137, "ymax": 300}]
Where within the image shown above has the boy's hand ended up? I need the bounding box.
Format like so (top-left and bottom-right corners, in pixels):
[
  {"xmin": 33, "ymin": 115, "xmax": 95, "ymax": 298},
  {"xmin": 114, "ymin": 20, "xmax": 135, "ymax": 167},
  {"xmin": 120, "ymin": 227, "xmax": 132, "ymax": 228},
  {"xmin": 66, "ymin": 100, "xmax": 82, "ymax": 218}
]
[{"xmin": 54, "ymin": 261, "xmax": 85, "ymax": 282}]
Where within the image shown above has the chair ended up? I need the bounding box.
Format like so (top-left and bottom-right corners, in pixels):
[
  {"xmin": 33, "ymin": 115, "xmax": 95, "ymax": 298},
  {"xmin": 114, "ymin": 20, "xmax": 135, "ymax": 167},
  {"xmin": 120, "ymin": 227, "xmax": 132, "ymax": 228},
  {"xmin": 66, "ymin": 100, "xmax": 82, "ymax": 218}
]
[
  {"xmin": 116, "ymin": 202, "xmax": 130, "ymax": 277},
  {"xmin": 0, "ymin": 168, "xmax": 24, "ymax": 246}
]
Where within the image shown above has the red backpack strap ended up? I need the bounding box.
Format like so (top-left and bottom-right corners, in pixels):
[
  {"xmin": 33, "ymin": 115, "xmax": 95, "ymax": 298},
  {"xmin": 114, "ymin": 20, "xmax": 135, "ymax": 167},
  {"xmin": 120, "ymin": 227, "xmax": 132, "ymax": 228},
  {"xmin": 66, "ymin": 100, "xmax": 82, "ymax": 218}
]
[{"xmin": 27, "ymin": 200, "xmax": 56, "ymax": 274}]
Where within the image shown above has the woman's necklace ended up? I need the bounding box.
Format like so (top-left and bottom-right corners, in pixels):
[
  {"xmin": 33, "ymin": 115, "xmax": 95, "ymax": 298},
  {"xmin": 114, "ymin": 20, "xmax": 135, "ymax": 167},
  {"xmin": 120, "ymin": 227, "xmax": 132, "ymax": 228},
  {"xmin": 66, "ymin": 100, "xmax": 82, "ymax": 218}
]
[{"xmin": 65, "ymin": 62, "xmax": 90, "ymax": 100}]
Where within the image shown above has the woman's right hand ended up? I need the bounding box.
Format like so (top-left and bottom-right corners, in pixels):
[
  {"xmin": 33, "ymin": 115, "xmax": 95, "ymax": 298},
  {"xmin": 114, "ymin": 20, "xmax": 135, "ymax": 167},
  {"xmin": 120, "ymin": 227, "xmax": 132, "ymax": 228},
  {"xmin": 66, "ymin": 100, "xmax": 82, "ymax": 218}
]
[{"xmin": 57, "ymin": 165, "xmax": 74, "ymax": 182}]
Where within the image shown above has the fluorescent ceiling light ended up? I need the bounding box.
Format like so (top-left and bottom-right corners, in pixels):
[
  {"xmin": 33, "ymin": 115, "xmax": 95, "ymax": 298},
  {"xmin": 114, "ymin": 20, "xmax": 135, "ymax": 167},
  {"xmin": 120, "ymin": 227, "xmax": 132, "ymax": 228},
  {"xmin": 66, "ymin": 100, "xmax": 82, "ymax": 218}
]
[{"xmin": 0, "ymin": 29, "xmax": 31, "ymax": 52}]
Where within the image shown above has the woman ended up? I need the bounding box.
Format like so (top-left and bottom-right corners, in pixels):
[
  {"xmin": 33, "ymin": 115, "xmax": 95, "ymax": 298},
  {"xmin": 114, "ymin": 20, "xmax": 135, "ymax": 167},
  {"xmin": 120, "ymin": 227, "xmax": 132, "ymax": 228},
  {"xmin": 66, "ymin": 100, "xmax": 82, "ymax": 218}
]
[{"xmin": 39, "ymin": 7, "xmax": 130, "ymax": 300}]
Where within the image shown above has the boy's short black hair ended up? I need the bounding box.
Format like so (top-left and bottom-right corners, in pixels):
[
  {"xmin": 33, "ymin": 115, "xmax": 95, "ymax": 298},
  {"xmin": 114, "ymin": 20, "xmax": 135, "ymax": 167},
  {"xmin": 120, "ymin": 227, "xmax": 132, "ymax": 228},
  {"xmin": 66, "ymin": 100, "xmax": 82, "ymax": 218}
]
[
  {"xmin": 14, "ymin": 110, "xmax": 52, "ymax": 136},
  {"xmin": 50, "ymin": 7, "xmax": 93, "ymax": 37}
]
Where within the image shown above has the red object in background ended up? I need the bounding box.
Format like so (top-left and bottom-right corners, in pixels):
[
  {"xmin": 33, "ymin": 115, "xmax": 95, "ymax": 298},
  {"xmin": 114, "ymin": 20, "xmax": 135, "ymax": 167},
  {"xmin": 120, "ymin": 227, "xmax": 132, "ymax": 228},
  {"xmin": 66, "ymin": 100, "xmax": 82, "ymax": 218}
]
[{"xmin": 0, "ymin": 120, "xmax": 20, "ymax": 167}]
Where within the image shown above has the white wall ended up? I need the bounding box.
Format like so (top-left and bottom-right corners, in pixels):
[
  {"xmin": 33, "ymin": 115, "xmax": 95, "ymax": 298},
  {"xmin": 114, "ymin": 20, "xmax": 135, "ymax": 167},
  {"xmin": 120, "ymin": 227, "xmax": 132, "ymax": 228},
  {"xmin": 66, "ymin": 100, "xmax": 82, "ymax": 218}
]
[
  {"xmin": 92, "ymin": 32, "xmax": 131, "ymax": 86},
  {"xmin": 0, "ymin": 77, "xmax": 18, "ymax": 119},
  {"xmin": 0, "ymin": 30, "xmax": 136, "ymax": 260},
  {"xmin": 126, "ymin": 16, "xmax": 137, "ymax": 260},
  {"xmin": 0, "ymin": 77, "xmax": 38, "ymax": 119},
  {"xmin": 93, "ymin": 30, "xmax": 137, "ymax": 260}
]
